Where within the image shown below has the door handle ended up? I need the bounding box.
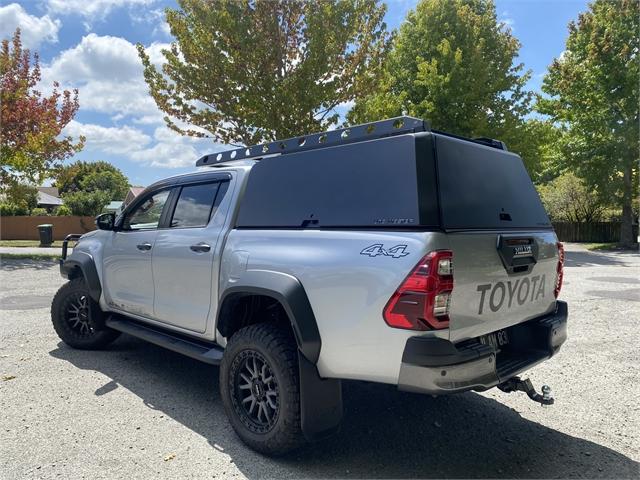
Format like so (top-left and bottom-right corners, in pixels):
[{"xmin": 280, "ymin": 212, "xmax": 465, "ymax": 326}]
[
  {"xmin": 190, "ymin": 243, "xmax": 211, "ymax": 253},
  {"xmin": 136, "ymin": 242, "xmax": 152, "ymax": 251}
]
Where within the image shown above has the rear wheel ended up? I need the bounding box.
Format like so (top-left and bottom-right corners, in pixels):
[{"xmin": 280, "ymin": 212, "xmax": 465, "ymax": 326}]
[
  {"xmin": 51, "ymin": 278, "xmax": 120, "ymax": 349},
  {"xmin": 220, "ymin": 322, "xmax": 304, "ymax": 455}
]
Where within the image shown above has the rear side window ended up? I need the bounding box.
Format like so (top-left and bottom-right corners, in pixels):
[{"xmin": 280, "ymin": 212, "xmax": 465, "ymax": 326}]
[
  {"xmin": 170, "ymin": 183, "xmax": 220, "ymax": 228},
  {"xmin": 236, "ymin": 134, "xmax": 438, "ymax": 228},
  {"xmin": 435, "ymin": 134, "xmax": 551, "ymax": 230}
]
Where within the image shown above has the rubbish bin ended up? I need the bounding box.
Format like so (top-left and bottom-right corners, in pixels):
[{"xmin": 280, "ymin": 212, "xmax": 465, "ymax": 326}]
[{"xmin": 37, "ymin": 224, "xmax": 53, "ymax": 247}]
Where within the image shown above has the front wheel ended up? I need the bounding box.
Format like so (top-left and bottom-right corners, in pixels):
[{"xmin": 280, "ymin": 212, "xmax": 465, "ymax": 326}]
[
  {"xmin": 51, "ymin": 278, "xmax": 120, "ymax": 349},
  {"xmin": 220, "ymin": 322, "xmax": 305, "ymax": 455}
]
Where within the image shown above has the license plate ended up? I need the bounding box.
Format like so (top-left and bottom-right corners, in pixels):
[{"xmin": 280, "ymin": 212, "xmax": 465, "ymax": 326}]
[{"xmin": 479, "ymin": 329, "xmax": 509, "ymax": 351}]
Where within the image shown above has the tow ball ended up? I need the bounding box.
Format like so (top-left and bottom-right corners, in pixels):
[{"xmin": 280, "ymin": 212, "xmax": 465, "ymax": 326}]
[{"xmin": 497, "ymin": 376, "xmax": 554, "ymax": 406}]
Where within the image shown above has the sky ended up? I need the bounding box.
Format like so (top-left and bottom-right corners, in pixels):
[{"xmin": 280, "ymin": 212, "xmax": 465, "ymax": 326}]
[{"xmin": 0, "ymin": 0, "xmax": 590, "ymax": 187}]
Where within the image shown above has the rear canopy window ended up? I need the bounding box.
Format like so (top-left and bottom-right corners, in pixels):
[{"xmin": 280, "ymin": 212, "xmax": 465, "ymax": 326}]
[
  {"xmin": 236, "ymin": 135, "xmax": 439, "ymax": 228},
  {"xmin": 434, "ymin": 134, "xmax": 551, "ymax": 230}
]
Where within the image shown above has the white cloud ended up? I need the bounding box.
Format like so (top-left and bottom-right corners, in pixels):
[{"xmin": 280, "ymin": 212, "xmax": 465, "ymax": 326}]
[
  {"xmin": 0, "ymin": 3, "xmax": 60, "ymax": 49},
  {"xmin": 41, "ymin": 34, "xmax": 170, "ymax": 121},
  {"xmin": 45, "ymin": 34, "xmax": 221, "ymax": 169},
  {"xmin": 45, "ymin": 0, "xmax": 156, "ymax": 22},
  {"xmin": 65, "ymin": 120, "xmax": 220, "ymax": 169},
  {"xmin": 64, "ymin": 120, "xmax": 152, "ymax": 155},
  {"xmin": 130, "ymin": 127, "xmax": 220, "ymax": 168},
  {"xmin": 499, "ymin": 11, "xmax": 515, "ymax": 31}
]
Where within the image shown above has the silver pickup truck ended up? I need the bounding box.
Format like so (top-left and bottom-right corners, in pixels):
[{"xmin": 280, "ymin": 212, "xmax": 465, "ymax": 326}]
[{"xmin": 52, "ymin": 117, "xmax": 568, "ymax": 455}]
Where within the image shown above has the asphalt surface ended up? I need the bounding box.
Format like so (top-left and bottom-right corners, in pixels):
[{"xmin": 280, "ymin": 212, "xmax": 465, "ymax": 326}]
[{"xmin": 1, "ymin": 244, "xmax": 638, "ymax": 479}]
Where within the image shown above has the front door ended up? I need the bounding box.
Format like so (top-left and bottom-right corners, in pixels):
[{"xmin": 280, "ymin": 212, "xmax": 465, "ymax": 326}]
[
  {"xmin": 103, "ymin": 189, "xmax": 171, "ymax": 318},
  {"xmin": 152, "ymin": 180, "xmax": 230, "ymax": 333}
]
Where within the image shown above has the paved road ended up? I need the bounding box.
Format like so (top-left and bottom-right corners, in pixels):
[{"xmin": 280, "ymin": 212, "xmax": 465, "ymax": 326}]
[{"xmin": 1, "ymin": 245, "xmax": 638, "ymax": 479}]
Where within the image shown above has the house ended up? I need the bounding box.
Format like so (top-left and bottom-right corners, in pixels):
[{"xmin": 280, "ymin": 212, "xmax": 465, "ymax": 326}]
[
  {"xmin": 104, "ymin": 201, "xmax": 123, "ymax": 213},
  {"xmin": 37, "ymin": 187, "xmax": 63, "ymax": 211},
  {"xmin": 124, "ymin": 186, "xmax": 145, "ymax": 206}
]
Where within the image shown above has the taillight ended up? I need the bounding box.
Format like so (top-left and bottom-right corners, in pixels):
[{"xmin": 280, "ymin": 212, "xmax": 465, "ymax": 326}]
[
  {"xmin": 383, "ymin": 250, "xmax": 453, "ymax": 330},
  {"xmin": 554, "ymin": 242, "xmax": 565, "ymax": 298}
]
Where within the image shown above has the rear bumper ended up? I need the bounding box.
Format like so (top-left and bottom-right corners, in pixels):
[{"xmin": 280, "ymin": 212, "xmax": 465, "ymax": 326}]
[{"xmin": 398, "ymin": 301, "xmax": 568, "ymax": 395}]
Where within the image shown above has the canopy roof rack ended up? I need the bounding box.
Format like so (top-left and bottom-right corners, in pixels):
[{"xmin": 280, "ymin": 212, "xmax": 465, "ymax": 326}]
[
  {"xmin": 196, "ymin": 116, "xmax": 429, "ymax": 167},
  {"xmin": 196, "ymin": 116, "xmax": 509, "ymax": 167}
]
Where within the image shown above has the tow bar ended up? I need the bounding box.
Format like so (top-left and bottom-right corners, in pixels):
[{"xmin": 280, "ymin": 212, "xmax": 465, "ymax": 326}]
[{"xmin": 498, "ymin": 377, "xmax": 554, "ymax": 406}]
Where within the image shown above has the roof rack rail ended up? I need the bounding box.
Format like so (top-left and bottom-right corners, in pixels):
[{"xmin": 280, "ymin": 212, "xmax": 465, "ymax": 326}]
[
  {"xmin": 473, "ymin": 137, "xmax": 508, "ymax": 151},
  {"xmin": 196, "ymin": 116, "xmax": 429, "ymax": 167}
]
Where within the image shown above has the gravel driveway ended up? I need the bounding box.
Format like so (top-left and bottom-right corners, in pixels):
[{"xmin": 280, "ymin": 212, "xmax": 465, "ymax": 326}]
[{"xmin": 1, "ymin": 244, "xmax": 638, "ymax": 479}]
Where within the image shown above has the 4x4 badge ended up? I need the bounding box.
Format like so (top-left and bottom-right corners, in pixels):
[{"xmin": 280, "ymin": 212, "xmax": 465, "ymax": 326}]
[{"xmin": 360, "ymin": 244, "xmax": 410, "ymax": 258}]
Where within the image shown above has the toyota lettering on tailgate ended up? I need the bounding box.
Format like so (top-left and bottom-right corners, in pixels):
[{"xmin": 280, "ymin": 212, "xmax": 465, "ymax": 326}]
[{"xmin": 476, "ymin": 275, "xmax": 546, "ymax": 314}]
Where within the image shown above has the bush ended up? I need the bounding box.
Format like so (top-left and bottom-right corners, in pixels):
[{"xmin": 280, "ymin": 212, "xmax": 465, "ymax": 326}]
[
  {"xmin": 0, "ymin": 203, "xmax": 16, "ymax": 216},
  {"xmin": 30, "ymin": 207, "xmax": 49, "ymax": 216},
  {"xmin": 62, "ymin": 190, "xmax": 110, "ymax": 216},
  {"xmin": 537, "ymin": 173, "xmax": 606, "ymax": 223},
  {"xmin": 54, "ymin": 205, "xmax": 72, "ymax": 216}
]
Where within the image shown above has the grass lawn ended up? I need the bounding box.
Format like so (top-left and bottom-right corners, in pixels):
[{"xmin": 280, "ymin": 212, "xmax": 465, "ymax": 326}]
[{"xmin": 0, "ymin": 240, "xmax": 64, "ymax": 248}]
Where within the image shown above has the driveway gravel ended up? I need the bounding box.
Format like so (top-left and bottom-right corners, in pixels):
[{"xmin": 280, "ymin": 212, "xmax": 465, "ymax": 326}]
[{"xmin": 1, "ymin": 244, "xmax": 638, "ymax": 479}]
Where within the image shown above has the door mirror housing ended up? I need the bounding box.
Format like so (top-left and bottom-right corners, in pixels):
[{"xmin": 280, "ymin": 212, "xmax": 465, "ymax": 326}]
[{"xmin": 96, "ymin": 212, "xmax": 116, "ymax": 231}]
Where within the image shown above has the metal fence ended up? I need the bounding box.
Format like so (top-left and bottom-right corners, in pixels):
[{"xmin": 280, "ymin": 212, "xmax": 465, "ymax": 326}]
[{"xmin": 552, "ymin": 222, "xmax": 639, "ymax": 243}]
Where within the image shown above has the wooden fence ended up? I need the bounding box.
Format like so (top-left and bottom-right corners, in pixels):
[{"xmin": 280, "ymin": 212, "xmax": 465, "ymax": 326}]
[
  {"xmin": 0, "ymin": 216, "xmax": 95, "ymax": 240},
  {"xmin": 552, "ymin": 222, "xmax": 639, "ymax": 243}
]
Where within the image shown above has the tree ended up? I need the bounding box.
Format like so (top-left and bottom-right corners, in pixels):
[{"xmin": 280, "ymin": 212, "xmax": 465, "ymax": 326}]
[
  {"xmin": 62, "ymin": 190, "xmax": 111, "ymax": 216},
  {"xmin": 55, "ymin": 160, "xmax": 130, "ymax": 216},
  {"xmin": 537, "ymin": 0, "xmax": 639, "ymax": 245},
  {"xmin": 0, "ymin": 29, "xmax": 83, "ymax": 190},
  {"xmin": 347, "ymin": 0, "xmax": 543, "ymax": 174},
  {"xmin": 137, "ymin": 0, "xmax": 389, "ymax": 145},
  {"xmin": 3, "ymin": 182, "xmax": 38, "ymax": 210},
  {"xmin": 538, "ymin": 173, "xmax": 606, "ymax": 223},
  {"xmin": 55, "ymin": 161, "xmax": 129, "ymax": 200}
]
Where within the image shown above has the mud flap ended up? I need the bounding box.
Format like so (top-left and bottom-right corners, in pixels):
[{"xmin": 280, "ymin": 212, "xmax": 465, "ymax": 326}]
[{"xmin": 298, "ymin": 352, "xmax": 342, "ymax": 441}]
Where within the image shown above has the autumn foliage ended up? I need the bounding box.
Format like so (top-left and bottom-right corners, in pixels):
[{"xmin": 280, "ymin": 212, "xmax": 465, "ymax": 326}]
[{"xmin": 1, "ymin": 28, "xmax": 83, "ymax": 190}]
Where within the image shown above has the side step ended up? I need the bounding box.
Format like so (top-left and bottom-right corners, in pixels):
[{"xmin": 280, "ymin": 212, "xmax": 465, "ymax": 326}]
[{"xmin": 106, "ymin": 316, "xmax": 224, "ymax": 365}]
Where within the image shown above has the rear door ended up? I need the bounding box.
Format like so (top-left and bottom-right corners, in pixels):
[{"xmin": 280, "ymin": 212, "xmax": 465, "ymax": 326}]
[
  {"xmin": 433, "ymin": 134, "xmax": 559, "ymax": 342},
  {"xmin": 152, "ymin": 179, "xmax": 230, "ymax": 333}
]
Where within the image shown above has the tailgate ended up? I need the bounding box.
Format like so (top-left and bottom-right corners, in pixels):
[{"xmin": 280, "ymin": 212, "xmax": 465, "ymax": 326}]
[{"xmin": 447, "ymin": 231, "xmax": 559, "ymax": 342}]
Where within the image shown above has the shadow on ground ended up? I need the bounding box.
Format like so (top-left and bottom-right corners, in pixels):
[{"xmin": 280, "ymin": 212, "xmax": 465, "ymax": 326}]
[
  {"xmin": 0, "ymin": 258, "xmax": 58, "ymax": 272},
  {"xmin": 50, "ymin": 336, "xmax": 638, "ymax": 479}
]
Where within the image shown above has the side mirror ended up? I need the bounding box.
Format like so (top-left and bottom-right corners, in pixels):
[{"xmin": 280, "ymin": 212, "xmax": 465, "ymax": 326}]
[{"xmin": 96, "ymin": 212, "xmax": 116, "ymax": 231}]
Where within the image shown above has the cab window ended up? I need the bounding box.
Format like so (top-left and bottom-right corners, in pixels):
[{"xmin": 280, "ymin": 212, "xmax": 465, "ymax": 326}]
[
  {"xmin": 124, "ymin": 190, "xmax": 170, "ymax": 230},
  {"xmin": 167, "ymin": 181, "xmax": 230, "ymax": 229},
  {"xmin": 170, "ymin": 182, "xmax": 220, "ymax": 228}
]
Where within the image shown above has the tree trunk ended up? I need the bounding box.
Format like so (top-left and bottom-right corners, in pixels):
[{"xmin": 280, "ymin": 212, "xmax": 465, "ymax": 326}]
[{"xmin": 619, "ymin": 162, "xmax": 634, "ymax": 246}]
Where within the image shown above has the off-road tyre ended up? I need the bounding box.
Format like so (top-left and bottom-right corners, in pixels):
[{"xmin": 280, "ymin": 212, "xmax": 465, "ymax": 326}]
[
  {"xmin": 220, "ymin": 322, "xmax": 305, "ymax": 456},
  {"xmin": 51, "ymin": 278, "xmax": 120, "ymax": 349}
]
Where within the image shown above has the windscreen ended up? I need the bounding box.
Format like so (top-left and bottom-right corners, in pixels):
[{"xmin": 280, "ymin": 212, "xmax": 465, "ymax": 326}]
[{"xmin": 435, "ymin": 134, "xmax": 552, "ymax": 230}]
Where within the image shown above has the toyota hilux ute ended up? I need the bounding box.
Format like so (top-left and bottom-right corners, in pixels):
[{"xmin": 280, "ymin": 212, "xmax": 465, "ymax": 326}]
[{"xmin": 52, "ymin": 117, "xmax": 568, "ymax": 455}]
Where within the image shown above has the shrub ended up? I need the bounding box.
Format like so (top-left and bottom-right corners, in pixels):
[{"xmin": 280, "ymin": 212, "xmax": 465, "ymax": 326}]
[
  {"xmin": 537, "ymin": 173, "xmax": 606, "ymax": 223},
  {"xmin": 30, "ymin": 207, "xmax": 49, "ymax": 216},
  {"xmin": 0, "ymin": 203, "xmax": 16, "ymax": 216},
  {"xmin": 12, "ymin": 200, "xmax": 29, "ymax": 216},
  {"xmin": 54, "ymin": 205, "xmax": 72, "ymax": 216}
]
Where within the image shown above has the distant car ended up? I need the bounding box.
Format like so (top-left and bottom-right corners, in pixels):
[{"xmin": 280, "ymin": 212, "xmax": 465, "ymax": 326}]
[{"xmin": 52, "ymin": 117, "xmax": 568, "ymax": 455}]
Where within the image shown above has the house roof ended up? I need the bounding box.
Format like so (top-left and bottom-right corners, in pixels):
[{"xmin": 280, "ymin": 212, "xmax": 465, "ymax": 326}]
[
  {"xmin": 128, "ymin": 186, "xmax": 145, "ymax": 197},
  {"xmin": 37, "ymin": 191, "xmax": 64, "ymax": 206},
  {"xmin": 37, "ymin": 186, "xmax": 59, "ymax": 198}
]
